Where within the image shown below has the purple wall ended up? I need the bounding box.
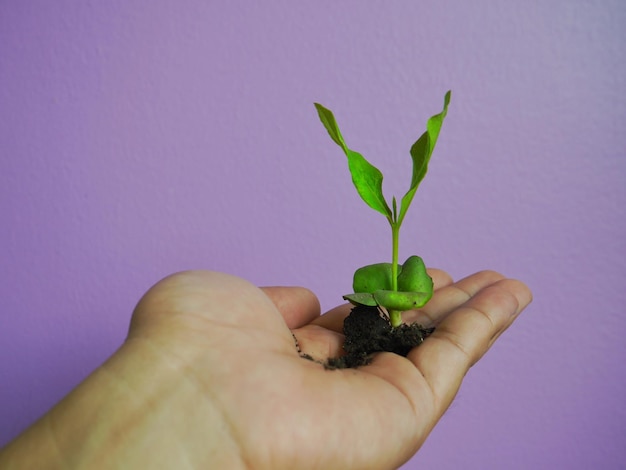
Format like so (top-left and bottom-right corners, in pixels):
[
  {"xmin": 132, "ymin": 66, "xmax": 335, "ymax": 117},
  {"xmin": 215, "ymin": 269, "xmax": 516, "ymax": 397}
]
[{"xmin": 1, "ymin": 1, "xmax": 625, "ymax": 468}]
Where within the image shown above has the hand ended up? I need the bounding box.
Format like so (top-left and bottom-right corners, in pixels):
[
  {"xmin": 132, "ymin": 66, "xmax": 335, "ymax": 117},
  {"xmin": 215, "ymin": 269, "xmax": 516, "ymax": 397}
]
[{"xmin": 0, "ymin": 269, "xmax": 531, "ymax": 470}]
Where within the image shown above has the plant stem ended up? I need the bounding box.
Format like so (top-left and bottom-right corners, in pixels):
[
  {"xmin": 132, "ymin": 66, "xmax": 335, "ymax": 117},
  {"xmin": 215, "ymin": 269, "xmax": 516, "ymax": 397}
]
[
  {"xmin": 389, "ymin": 222, "xmax": 402, "ymax": 327},
  {"xmin": 391, "ymin": 223, "xmax": 400, "ymax": 292},
  {"xmin": 389, "ymin": 310, "xmax": 402, "ymax": 327}
]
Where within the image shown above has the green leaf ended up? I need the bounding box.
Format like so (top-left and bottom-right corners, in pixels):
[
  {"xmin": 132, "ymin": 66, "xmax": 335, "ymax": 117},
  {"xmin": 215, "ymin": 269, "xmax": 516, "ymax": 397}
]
[
  {"xmin": 351, "ymin": 257, "xmax": 433, "ymax": 309},
  {"xmin": 372, "ymin": 290, "xmax": 432, "ymax": 310},
  {"xmin": 315, "ymin": 103, "xmax": 392, "ymax": 218},
  {"xmin": 314, "ymin": 103, "xmax": 347, "ymax": 150},
  {"xmin": 343, "ymin": 292, "xmax": 378, "ymax": 307},
  {"xmin": 344, "ymin": 289, "xmax": 431, "ymax": 310},
  {"xmin": 352, "ymin": 262, "xmax": 396, "ymax": 293},
  {"xmin": 396, "ymin": 256, "xmax": 433, "ymax": 301},
  {"xmin": 346, "ymin": 149, "xmax": 392, "ymax": 218},
  {"xmin": 398, "ymin": 90, "xmax": 451, "ymax": 225}
]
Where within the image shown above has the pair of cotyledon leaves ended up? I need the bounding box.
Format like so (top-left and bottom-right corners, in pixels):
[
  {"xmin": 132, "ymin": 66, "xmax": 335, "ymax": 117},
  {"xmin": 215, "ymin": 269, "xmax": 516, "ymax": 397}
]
[{"xmin": 314, "ymin": 91, "xmax": 451, "ymax": 312}]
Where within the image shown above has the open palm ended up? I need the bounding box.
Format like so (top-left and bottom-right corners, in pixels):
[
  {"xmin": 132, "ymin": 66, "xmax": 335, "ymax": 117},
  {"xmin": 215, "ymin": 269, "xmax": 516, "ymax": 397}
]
[{"xmin": 117, "ymin": 269, "xmax": 530, "ymax": 469}]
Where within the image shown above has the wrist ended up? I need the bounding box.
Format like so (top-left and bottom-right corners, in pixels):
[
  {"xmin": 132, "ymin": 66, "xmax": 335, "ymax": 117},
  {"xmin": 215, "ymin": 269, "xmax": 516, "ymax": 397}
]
[{"xmin": 0, "ymin": 339, "xmax": 246, "ymax": 469}]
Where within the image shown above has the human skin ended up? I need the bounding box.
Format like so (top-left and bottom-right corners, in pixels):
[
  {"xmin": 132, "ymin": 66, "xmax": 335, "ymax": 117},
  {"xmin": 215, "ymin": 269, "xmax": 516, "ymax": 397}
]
[{"xmin": 0, "ymin": 269, "xmax": 531, "ymax": 469}]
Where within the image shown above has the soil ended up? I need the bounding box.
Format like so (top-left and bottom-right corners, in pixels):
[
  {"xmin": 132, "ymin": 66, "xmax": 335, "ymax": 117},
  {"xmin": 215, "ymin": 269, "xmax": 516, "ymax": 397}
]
[{"xmin": 325, "ymin": 305, "xmax": 435, "ymax": 369}]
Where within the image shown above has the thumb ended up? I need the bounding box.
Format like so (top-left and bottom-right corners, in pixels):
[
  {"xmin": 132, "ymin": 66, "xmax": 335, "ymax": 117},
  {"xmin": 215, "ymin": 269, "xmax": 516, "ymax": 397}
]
[{"xmin": 260, "ymin": 286, "xmax": 321, "ymax": 329}]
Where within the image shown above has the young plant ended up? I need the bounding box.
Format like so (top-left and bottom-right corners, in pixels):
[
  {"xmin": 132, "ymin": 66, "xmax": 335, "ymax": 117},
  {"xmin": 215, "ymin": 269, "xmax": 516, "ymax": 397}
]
[{"xmin": 315, "ymin": 91, "xmax": 451, "ymax": 327}]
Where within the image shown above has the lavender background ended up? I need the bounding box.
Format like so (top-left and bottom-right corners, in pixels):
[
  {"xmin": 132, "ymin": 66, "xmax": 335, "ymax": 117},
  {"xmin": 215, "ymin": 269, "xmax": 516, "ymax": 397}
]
[{"xmin": 1, "ymin": 1, "xmax": 625, "ymax": 468}]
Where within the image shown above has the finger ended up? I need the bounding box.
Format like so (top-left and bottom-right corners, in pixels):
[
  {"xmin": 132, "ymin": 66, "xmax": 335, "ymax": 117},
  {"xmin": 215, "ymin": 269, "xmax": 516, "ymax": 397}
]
[
  {"xmin": 409, "ymin": 278, "xmax": 532, "ymax": 415},
  {"xmin": 311, "ymin": 303, "xmax": 351, "ymax": 332},
  {"xmin": 428, "ymin": 268, "xmax": 454, "ymax": 290},
  {"xmin": 292, "ymin": 324, "xmax": 345, "ymax": 361},
  {"xmin": 260, "ymin": 286, "xmax": 321, "ymax": 329},
  {"xmin": 405, "ymin": 270, "xmax": 506, "ymax": 327}
]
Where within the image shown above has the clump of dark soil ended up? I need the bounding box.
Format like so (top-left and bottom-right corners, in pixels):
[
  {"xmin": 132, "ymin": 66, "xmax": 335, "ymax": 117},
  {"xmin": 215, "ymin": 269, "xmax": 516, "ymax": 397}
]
[{"xmin": 326, "ymin": 305, "xmax": 435, "ymax": 369}]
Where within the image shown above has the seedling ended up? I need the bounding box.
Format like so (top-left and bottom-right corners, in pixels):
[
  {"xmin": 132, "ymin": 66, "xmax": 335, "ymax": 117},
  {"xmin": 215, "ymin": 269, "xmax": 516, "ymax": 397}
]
[{"xmin": 315, "ymin": 91, "xmax": 451, "ymax": 327}]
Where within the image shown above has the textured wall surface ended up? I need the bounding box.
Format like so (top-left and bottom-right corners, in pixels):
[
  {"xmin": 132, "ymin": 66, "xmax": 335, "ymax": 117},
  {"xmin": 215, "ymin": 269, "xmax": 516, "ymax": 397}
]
[{"xmin": 1, "ymin": 1, "xmax": 625, "ymax": 468}]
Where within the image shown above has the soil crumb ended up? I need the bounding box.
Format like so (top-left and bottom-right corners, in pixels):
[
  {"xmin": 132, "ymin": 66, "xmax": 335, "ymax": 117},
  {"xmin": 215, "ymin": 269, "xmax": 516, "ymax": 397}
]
[{"xmin": 326, "ymin": 305, "xmax": 434, "ymax": 369}]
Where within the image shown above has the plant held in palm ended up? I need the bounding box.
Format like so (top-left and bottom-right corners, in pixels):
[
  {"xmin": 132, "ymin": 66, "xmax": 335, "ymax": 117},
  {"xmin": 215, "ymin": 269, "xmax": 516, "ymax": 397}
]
[{"xmin": 315, "ymin": 91, "xmax": 451, "ymax": 328}]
